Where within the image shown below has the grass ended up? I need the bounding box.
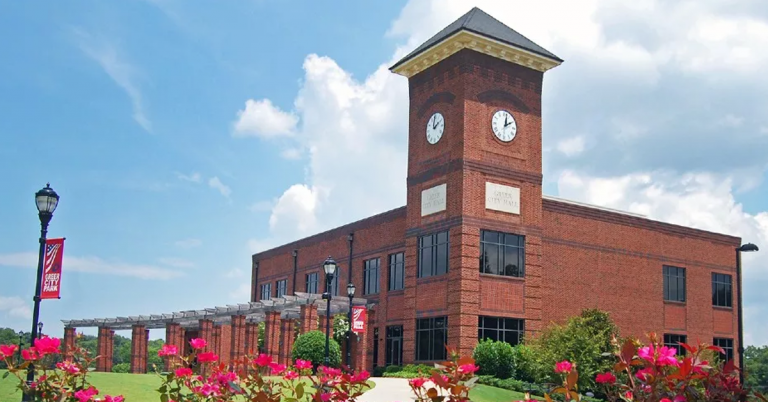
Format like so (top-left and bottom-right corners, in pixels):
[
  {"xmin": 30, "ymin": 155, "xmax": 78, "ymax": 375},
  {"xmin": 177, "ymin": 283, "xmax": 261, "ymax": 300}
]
[
  {"xmin": 468, "ymin": 383, "xmax": 529, "ymax": 402},
  {"xmin": 1, "ymin": 370, "xmax": 375, "ymax": 401}
]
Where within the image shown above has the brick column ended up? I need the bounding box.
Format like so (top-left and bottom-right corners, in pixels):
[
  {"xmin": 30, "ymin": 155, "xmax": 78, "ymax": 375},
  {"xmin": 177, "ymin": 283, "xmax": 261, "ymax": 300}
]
[
  {"xmin": 319, "ymin": 313, "xmax": 334, "ymax": 339},
  {"xmin": 244, "ymin": 322, "xmax": 258, "ymax": 355},
  {"xmin": 299, "ymin": 304, "xmax": 318, "ymax": 334},
  {"xmin": 96, "ymin": 327, "xmax": 113, "ymax": 372},
  {"xmin": 212, "ymin": 325, "xmax": 221, "ymax": 357},
  {"xmin": 352, "ymin": 308, "xmax": 372, "ymax": 372},
  {"xmin": 198, "ymin": 319, "xmax": 213, "ymax": 350},
  {"xmin": 108, "ymin": 330, "xmax": 115, "ymax": 372},
  {"xmin": 264, "ymin": 311, "xmax": 281, "ymax": 361},
  {"xmin": 165, "ymin": 323, "xmax": 184, "ymax": 370},
  {"xmin": 279, "ymin": 319, "xmax": 296, "ymax": 365},
  {"xmin": 130, "ymin": 325, "xmax": 148, "ymax": 374},
  {"xmin": 230, "ymin": 316, "xmax": 246, "ymax": 363},
  {"xmin": 63, "ymin": 327, "xmax": 76, "ymax": 362}
]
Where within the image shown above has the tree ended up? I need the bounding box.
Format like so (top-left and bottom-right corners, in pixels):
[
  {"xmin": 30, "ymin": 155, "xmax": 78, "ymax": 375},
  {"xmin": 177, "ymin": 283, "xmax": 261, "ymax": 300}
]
[
  {"xmin": 0, "ymin": 328, "xmax": 29, "ymax": 368},
  {"xmin": 745, "ymin": 345, "xmax": 768, "ymax": 391},
  {"xmin": 292, "ymin": 330, "xmax": 342, "ymax": 368}
]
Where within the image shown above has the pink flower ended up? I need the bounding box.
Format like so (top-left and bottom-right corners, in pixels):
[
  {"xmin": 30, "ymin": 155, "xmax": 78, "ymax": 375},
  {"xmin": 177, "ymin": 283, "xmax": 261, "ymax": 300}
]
[
  {"xmin": 270, "ymin": 363, "xmax": 287, "ymax": 375},
  {"xmin": 635, "ymin": 367, "xmax": 654, "ymax": 381},
  {"xmin": 158, "ymin": 344, "xmax": 178, "ymax": 357},
  {"xmin": 190, "ymin": 338, "xmax": 207, "ymax": 350},
  {"xmin": 673, "ymin": 396, "xmax": 686, "ymax": 402},
  {"xmin": 56, "ymin": 361, "xmax": 80, "ymax": 374},
  {"xmin": 0, "ymin": 344, "xmax": 18, "ymax": 359},
  {"xmin": 458, "ymin": 363, "xmax": 479, "ymax": 374},
  {"xmin": 175, "ymin": 367, "xmax": 193, "ymax": 377},
  {"xmin": 284, "ymin": 370, "xmax": 299, "ymax": 380},
  {"xmin": 410, "ymin": 377, "xmax": 427, "ymax": 388},
  {"xmin": 320, "ymin": 393, "xmax": 332, "ymax": 402},
  {"xmin": 660, "ymin": 399, "xmax": 672, "ymax": 402},
  {"xmin": 74, "ymin": 387, "xmax": 98, "ymax": 402},
  {"xmin": 595, "ymin": 372, "xmax": 616, "ymax": 384},
  {"xmin": 554, "ymin": 360, "xmax": 573, "ymax": 373},
  {"xmin": 22, "ymin": 348, "xmax": 39, "ymax": 361},
  {"xmin": 351, "ymin": 370, "xmax": 371, "ymax": 382},
  {"xmin": 294, "ymin": 359, "xmax": 312, "ymax": 370},
  {"xmin": 104, "ymin": 396, "xmax": 125, "ymax": 402},
  {"xmin": 320, "ymin": 366, "xmax": 342, "ymax": 377},
  {"xmin": 34, "ymin": 336, "xmax": 61, "ymax": 356},
  {"xmin": 254, "ymin": 353, "xmax": 272, "ymax": 367},
  {"xmin": 197, "ymin": 352, "xmax": 218, "ymax": 363},
  {"xmin": 624, "ymin": 391, "xmax": 634, "ymax": 400},
  {"xmin": 638, "ymin": 345, "xmax": 679, "ymax": 367}
]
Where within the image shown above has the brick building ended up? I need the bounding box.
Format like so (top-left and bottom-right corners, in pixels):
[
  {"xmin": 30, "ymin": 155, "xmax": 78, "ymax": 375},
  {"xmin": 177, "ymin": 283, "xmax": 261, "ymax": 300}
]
[{"xmin": 251, "ymin": 7, "xmax": 744, "ymax": 371}]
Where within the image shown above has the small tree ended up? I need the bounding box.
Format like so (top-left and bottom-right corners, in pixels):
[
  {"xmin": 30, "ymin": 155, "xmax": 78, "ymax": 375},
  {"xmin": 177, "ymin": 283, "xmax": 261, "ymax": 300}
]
[
  {"xmin": 292, "ymin": 330, "xmax": 342, "ymax": 368},
  {"xmin": 472, "ymin": 339, "xmax": 515, "ymax": 379}
]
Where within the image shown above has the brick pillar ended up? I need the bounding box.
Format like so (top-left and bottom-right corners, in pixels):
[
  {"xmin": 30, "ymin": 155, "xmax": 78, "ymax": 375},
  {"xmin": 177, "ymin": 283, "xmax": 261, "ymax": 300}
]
[
  {"xmin": 165, "ymin": 323, "xmax": 184, "ymax": 371},
  {"xmin": 63, "ymin": 327, "xmax": 76, "ymax": 362},
  {"xmin": 108, "ymin": 330, "xmax": 115, "ymax": 372},
  {"xmin": 244, "ymin": 322, "xmax": 258, "ymax": 355},
  {"xmin": 264, "ymin": 311, "xmax": 281, "ymax": 361},
  {"xmin": 353, "ymin": 308, "xmax": 372, "ymax": 372},
  {"xmin": 299, "ymin": 304, "xmax": 319, "ymax": 333},
  {"xmin": 130, "ymin": 325, "xmax": 148, "ymax": 374},
  {"xmin": 231, "ymin": 316, "xmax": 246, "ymax": 363},
  {"xmin": 212, "ymin": 325, "xmax": 221, "ymax": 357},
  {"xmin": 144, "ymin": 329, "xmax": 151, "ymax": 371},
  {"xmin": 96, "ymin": 327, "xmax": 113, "ymax": 372},
  {"xmin": 198, "ymin": 319, "xmax": 213, "ymax": 350},
  {"xmin": 319, "ymin": 313, "xmax": 334, "ymax": 339},
  {"xmin": 279, "ymin": 319, "xmax": 295, "ymax": 365}
]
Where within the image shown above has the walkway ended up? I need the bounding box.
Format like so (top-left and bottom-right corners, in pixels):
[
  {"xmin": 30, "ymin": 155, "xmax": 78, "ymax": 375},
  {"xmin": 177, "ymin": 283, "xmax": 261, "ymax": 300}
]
[{"xmin": 360, "ymin": 377, "xmax": 414, "ymax": 402}]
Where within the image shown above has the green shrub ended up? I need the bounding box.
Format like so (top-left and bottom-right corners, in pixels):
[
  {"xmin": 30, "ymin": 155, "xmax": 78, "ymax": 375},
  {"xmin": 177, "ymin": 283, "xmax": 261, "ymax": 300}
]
[
  {"xmin": 472, "ymin": 339, "xmax": 515, "ymax": 379},
  {"xmin": 511, "ymin": 344, "xmax": 538, "ymax": 383},
  {"xmin": 291, "ymin": 330, "xmax": 342, "ymax": 368},
  {"xmin": 384, "ymin": 365, "xmax": 403, "ymax": 373},
  {"xmin": 372, "ymin": 366, "xmax": 387, "ymax": 377},
  {"xmin": 111, "ymin": 363, "xmax": 130, "ymax": 373}
]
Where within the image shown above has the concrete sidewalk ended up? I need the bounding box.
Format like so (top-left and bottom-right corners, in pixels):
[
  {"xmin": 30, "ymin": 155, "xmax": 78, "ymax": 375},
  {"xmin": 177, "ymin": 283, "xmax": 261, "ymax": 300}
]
[{"xmin": 359, "ymin": 377, "xmax": 415, "ymax": 402}]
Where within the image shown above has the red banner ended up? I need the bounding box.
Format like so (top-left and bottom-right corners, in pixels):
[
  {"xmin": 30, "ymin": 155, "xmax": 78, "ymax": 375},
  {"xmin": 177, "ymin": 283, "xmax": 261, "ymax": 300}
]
[
  {"xmin": 351, "ymin": 306, "xmax": 366, "ymax": 333},
  {"xmin": 40, "ymin": 238, "xmax": 65, "ymax": 300}
]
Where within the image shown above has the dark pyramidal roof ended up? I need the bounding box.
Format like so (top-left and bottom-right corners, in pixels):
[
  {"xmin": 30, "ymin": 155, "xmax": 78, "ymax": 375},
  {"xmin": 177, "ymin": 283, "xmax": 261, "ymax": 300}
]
[{"xmin": 390, "ymin": 7, "xmax": 562, "ymax": 71}]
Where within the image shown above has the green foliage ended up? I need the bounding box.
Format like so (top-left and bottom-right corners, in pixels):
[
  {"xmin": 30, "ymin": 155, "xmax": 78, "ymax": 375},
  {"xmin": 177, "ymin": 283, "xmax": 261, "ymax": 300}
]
[
  {"xmin": 378, "ymin": 364, "xmax": 435, "ymax": 378},
  {"xmin": 475, "ymin": 375, "xmax": 602, "ymax": 402},
  {"xmin": 111, "ymin": 363, "xmax": 130, "ymax": 373},
  {"xmin": 472, "ymin": 339, "xmax": 515, "ymax": 379},
  {"xmin": 746, "ymin": 345, "xmax": 768, "ymax": 391},
  {"xmin": 147, "ymin": 339, "xmax": 165, "ymax": 371},
  {"xmin": 258, "ymin": 322, "xmax": 265, "ymax": 349},
  {"xmin": 292, "ymin": 330, "xmax": 341, "ymax": 368},
  {"xmin": 332, "ymin": 314, "xmax": 349, "ymax": 346},
  {"xmin": 524, "ymin": 309, "xmax": 619, "ymax": 392},
  {"xmin": 511, "ymin": 344, "xmax": 538, "ymax": 383},
  {"xmin": 0, "ymin": 328, "xmax": 29, "ymax": 369}
]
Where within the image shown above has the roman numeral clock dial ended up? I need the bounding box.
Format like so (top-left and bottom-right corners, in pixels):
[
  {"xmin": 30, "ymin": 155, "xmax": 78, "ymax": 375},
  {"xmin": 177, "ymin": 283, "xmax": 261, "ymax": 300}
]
[
  {"xmin": 492, "ymin": 110, "xmax": 517, "ymax": 142},
  {"xmin": 426, "ymin": 112, "xmax": 444, "ymax": 145}
]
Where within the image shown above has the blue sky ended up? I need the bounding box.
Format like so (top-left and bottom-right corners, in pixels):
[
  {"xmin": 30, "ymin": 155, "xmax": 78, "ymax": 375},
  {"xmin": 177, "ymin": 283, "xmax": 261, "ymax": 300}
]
[{"xmin": 1, "ymin": 0, "xmax": 767, "ymax": 345}]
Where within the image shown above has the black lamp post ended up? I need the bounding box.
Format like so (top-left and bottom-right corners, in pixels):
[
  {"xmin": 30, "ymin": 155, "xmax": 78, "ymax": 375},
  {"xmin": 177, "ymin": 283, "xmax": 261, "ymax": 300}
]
[
  {"xmin": 23, "ymin": 184, "xmax": 59, "ymax": 402},
  {"xmin": 37, "ymin": 322, "xmax": 43, "ymax": 338},
  {"xmin": 322, "ymin": 256, "xmax": 338, "ymax": 366},
  {"xmin": 17, "ymin": 331, "xmax": 24, "ymax": 365},
  {"xmin": 346, "ymin": 282, "xmax": 356, "ymax": 368},
  {"xmin": 736, "ymin": 242, "xmax": 758, "ymax": 388}
]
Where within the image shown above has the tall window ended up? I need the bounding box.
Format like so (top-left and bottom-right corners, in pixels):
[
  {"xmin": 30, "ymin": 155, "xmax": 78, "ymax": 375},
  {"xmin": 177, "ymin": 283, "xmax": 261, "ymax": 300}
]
[
  {"xmin": 663, "ymin": 266, "xmax": 686, "ymax": 302},
  {"xmin": 259, "ymin": 283, "xmax": 271, "ymax": 301},
  {"xmin": 276, "ymin": 279, "xmax": 287, "ymax": 298},
  {"xmin": 326, "ymin": 272, "xmax": 339, "ymax": 296},
  {"xmin": 415, "ymin": 316, "xmax": 447, "ymax": 361},
  {"xmin": 386, "ymin": 325, "xmax": 403, "ymax": 366},
  {"xmin": 364, "ymin": 258, "xmax": 380, "ymax": 295},
  {"xmin": 419, "ymin": 231, "xmax": 449, "ymax": 278},
  {"xmin": 478, "ymin": 316, "xmax": 525, "ymax": 346},
  {"xmin": 663, "ymin": 333, "xmax": 687, "ymax": 357},
  {"xmin": 389, "ymin": 252, "xmax": 404, "ymax": 291},
  {"xmin": 712, "ymin": 273, "xmax": 732, "ymax": 307},
  {"xmin": 713, "ymin": 338, "xmax": 734, "ymax": 362},
  {"xmin": 306, "ymin": 272, "xmax": 319, "ymax": 294},
  {"xmin": 479, "ymin": 230, "xmax": 525, "ymax": 277}
]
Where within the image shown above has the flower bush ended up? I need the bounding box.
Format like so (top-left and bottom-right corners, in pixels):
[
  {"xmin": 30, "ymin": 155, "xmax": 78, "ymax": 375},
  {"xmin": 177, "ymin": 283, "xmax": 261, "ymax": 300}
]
[
  {"xmin": 406, "ymin": 348, "xmax": 481, "ymax": 402},
  {"xmin": 1, "ymin": 335, "xmax": 371, "ymax": 402}
]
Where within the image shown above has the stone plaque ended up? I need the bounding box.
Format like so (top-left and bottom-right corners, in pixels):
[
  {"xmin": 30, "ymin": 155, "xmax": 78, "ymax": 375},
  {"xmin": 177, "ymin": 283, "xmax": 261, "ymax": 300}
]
[
  {"xmin": 485, "ymin": 182, "xmax": 520, "ymax": 214},
  {"xmin": 421, "ymin": 184, "xmax": 447, "ymax": 216}
]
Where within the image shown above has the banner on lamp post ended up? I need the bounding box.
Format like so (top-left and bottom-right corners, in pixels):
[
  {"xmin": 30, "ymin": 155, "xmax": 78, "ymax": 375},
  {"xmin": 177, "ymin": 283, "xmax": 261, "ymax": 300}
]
[
  {"xmin": 40, "ymin": 238, "xmax": 65, "ymax": 300},
  {"xmin": 351, "ymin": 306, "xmax": 366, "ymax": 333}
]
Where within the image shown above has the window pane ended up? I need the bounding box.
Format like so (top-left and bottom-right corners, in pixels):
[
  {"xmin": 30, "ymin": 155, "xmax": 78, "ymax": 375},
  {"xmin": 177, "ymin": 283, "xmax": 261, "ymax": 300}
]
[
  {"xmin": 436, "ymin": 242, "xmax": 448, "ymax": 275},
  {"xmin": 486, "ymin": 244, "xmax": 499, "ymax": 275},
  {"xmin": 437, "ymin": 231, "xmax": 448, "ymax": 244},
  {"xmin": 420, "ymin": 245, "xmax": 432, "ymax": 277},
  {"xmin": 504, "ymin": 246, "xmax": 520, "ymax": 277},
  {"xmin": 483, "ymin": 230, "xmax": 499, "ymax": 243}
]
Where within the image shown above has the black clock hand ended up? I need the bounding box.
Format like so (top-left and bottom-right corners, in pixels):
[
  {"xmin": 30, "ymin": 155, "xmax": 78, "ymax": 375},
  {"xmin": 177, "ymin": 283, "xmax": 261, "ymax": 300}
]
[{"xmin": 433, "ymin": 117, "xmax": 438, "ymax": 129}]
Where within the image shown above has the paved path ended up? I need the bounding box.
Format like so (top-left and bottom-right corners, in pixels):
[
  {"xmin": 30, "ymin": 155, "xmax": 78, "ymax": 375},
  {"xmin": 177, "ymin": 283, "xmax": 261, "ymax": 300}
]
[{"xmin": 359, "ymin": 377, "xmax": 414, "ymax": 402}]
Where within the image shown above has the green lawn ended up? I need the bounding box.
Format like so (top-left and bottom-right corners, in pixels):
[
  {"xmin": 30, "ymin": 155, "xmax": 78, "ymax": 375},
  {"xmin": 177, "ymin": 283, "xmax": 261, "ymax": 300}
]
[
  {"xmin": 468, "ymin": 384, "xmax": 529, "ymax": 402},
  {"xmin": 1, "ymin": 371, "xmax": 375, "ymax": 401}
]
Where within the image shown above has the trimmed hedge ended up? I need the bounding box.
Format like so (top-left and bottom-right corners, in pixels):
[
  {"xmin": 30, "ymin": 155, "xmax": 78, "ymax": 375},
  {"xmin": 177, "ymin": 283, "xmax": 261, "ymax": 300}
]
[
  {"xmin": 472, "ymin": 339, "xmax": 515, "ymax": 379},
  {"xmin": 291, "ymin": 330, "xmax": 342, "ymax": 368},
  {"xmin": 372, "ymin": 364, "xmax": 435, "ymax": 378}
]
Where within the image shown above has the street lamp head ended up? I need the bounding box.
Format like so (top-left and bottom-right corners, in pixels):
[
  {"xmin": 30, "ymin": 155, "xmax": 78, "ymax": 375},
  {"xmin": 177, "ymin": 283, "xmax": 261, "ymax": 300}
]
[
  {"xmin": 38, "ymin": 322, "xmax": 43, "ymax": 332},
  {"xmin": 347, "ymin": 282, "xmax": 356, "ymax": 298},
  {"xmin": 323, "ymin": 256, "xmax": 338, "ymax": 277},
  {"xmin": 292, "ymin": 249, "xmax": 298, "ymax": 257},
  {"xmin": 738, "ymin": 243, "xmax": 759, "ymax": 252},
  {"xmin": 35, "ymin": 183, "xmax": 59, "ymax": 215}
]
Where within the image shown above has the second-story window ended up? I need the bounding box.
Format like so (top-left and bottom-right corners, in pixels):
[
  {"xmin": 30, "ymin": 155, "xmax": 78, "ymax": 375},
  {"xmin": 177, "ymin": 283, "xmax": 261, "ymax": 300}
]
[
  {"xmin": 712, "ymin": 273, "xmax": 732, "ymax": 308},
  {"xmin": 259, "ymin": 283, "xmax": 271, "ymax": 301},
  {"xmin": 276, "ymin": 279, "xmax": 287, "ymax": 298},
  {"xmin": 306, "ymin": 272, "xmax": 319, "ymax": 294},
  {"xmin": 418, "ymin": 231, "xmax": 448, "ymax": 278},
  {"xmin": 479, "ymin": 230, "xmax": 525, "ymax": 277},
  {"xmin": 389, "ymin": 252, "xmax": 404, "ymax": 291},
  {"xmin": 663, "ymin": 266, "xmax": 686, "ymax": 303},
  {"xmin": 364, "ymin": 258, "xmax": 380, "ymax": 295}
]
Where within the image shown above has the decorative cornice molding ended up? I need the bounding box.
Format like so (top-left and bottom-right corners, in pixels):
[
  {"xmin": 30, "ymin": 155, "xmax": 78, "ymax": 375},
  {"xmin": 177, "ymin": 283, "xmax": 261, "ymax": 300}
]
[{"xmin": 392, "ymin": 30, "xmax": 562, "ymax": 78}]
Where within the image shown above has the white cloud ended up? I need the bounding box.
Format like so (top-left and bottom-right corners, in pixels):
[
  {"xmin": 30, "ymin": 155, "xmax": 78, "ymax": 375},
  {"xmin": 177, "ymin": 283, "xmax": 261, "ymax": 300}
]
[
  {"xmin": 556, "ymin": 170, "xmax": 768, "ymax": 345},
  {"xmin": 158, "ymin": 257, "xmax": 194, "ymax": 268},
  {"xmin": 233, "ymin": 99, "xmax": 298, "ymax": 138},
  {"xmin": 0, "ymin": 296, "xmax": 32, "ymax": 319},
  {"xmin": 73, "ymin": 28, "xmax": 151, "ymax": 132},
  {"xmin": 231, "ymin": 283, "xmax": 251, "ymax": 301},
  {"xmin": 176, "ymin": 172, "xmax": 202, "ymax": 183},
  {"xmin": 208, "ymin": 176, "xmax": 232, "ymax": 198},
  {"xmin": 718, "ymin": 114, "xmax": 744, "ymax": 128},
  {"xmin": 280, "ymin": 148, "xmax": 303, "ymax": 160},
  {"xmin": 174, "ymin": 238, "xmax": 202, "ymax": 248},
  {"xmin": 0, "ymin": 253, "xmax": 183, "ymax": 280},
  {"xmin": 556, "ymin": 136, "xmax": 586, "ymax": 157}
]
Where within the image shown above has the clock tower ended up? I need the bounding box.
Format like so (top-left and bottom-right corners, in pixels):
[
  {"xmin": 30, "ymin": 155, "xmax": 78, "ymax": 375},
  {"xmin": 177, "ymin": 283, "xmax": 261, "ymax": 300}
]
[{"xmin": 390, "ymin": 7, "xmax": 562, "ymax": 360}]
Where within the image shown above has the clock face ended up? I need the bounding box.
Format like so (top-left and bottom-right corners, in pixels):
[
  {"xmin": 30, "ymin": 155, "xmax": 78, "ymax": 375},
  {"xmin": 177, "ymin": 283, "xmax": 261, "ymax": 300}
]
[
  {"xmin": 491, "ymin": 110, "xmax": 517, "ymax": 142},
  {"xmin": 426, "ymin": 112, "xmax": 445, "ymax": 145}
]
